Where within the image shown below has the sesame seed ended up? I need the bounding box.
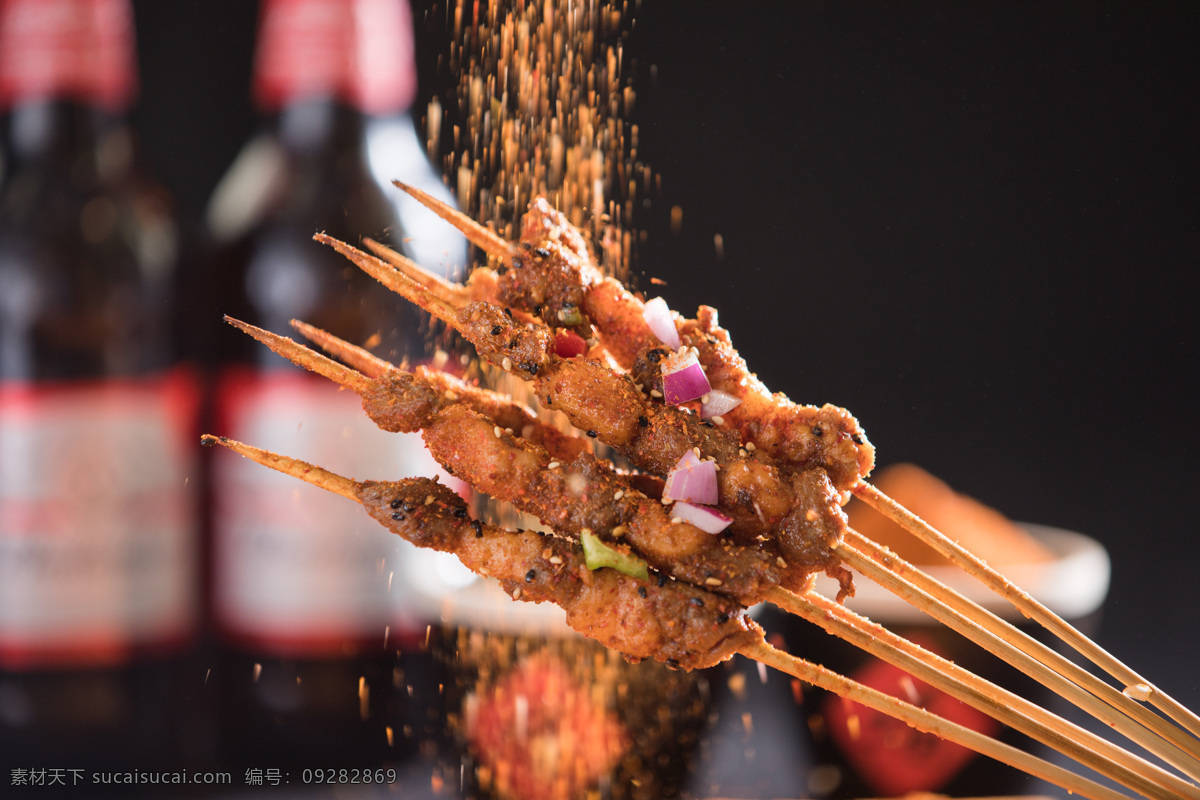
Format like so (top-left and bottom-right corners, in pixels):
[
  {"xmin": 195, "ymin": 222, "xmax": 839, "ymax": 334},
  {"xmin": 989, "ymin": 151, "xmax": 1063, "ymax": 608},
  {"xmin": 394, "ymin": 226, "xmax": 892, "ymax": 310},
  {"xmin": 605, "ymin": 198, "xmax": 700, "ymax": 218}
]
[
  {"xmin": 777, "ymin": 557, "xmax": 788, "ymax": 568},
  {"xmin": 693, "ymin": 447, "xmax": 701, "ymax": 457},
  {"xmin": 505, "ymin": 427, "xmax": 514, "ymax": 435},
  {"xmin": 494, "ymin": 426, "xmax": 503, "ymax": 438},
  {"xmin": 712, "ymin": 415, "xmax": 725, "ymax": 426},
  {"xmin": 548, "ymin": 555, "xmax": 563, "ymax": 565},
  {"xmin": 671, "ymin": 517, "xmax": 682, "ymax": 524},
  {"xmin": 613, "ymin": 490, "xmax": 624, "ymax": 500},
  {"xmin": 649, "ymin": 389, "xmax": 663, "ymax": 398},
  {"xmin": 424, "ymin": 495, "xmax": 434, "ymax": 505},
  {"xmin": 746, "ymin": 442, "xmax": 756, "ymax": 452},
  {"xmin": 739, "ymin": 448, "xmax": 747, "ymax": 457},
  {"xmin": 445, "ymin": 391, "xmax": 458, "ymax": 401},
  {"xmin": 511, "ymin": 587, "xmax": 522, "ymax": 600},
  {"xmin": 501, "ymin": 357, "xmax": 513, "ymax": 371},
  {"xmin": 547, "ymin": 461, "xmax": 560, "ymax": 469},
  {"xmin": 611, "ymin": 525, "xmax": 628, "ymax": 538},
  {"xmin": 705, "ymin": 577, "xmax": 723, "ymax": 586}
]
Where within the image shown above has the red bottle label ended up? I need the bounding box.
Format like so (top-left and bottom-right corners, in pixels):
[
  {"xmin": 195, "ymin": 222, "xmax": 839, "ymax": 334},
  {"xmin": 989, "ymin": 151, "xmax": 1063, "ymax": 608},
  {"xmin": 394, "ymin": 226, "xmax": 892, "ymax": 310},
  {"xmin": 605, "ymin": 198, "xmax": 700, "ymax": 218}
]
[
  {"xmin": 211, "ymin": 368, "xmax": 459, "ymax": 656},
  {"xmin": 253, "ymin": 0, "xmax": 417, "ymax": 115},
  {"xmin": 0, "ymin": 368, "xmax": 198, "ymax": 668},
  {"xmin": 0, "ymin": 0, "xmax": 136, "ymax": 111}
]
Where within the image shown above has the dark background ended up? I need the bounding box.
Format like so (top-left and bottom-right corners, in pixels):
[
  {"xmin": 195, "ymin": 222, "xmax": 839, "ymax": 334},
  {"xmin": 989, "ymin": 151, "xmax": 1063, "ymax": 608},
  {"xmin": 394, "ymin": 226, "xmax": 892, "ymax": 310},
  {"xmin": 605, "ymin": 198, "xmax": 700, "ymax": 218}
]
[{"xmin": 128, "ymin": 0, "xmax": 1198, "ymax": 780}]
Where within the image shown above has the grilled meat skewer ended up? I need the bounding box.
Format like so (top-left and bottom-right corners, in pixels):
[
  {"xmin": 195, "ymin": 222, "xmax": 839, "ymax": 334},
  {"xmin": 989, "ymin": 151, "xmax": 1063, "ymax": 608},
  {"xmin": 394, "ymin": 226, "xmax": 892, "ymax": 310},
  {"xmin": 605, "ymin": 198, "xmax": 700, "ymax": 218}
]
[{"xmin": 385, "ymin": 183, "xmax": 874, "ymax": 491}]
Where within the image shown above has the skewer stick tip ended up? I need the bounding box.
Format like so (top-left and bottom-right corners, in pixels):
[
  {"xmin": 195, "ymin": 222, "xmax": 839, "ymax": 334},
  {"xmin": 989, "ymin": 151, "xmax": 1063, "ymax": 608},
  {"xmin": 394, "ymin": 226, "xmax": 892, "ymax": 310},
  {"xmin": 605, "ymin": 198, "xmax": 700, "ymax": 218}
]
[
  {"xmin": 200, "ymin": 434, "xmax": 360, "ymax": 503},
  {"xmin": 392, "ymin": 180, "xmax": 516, "ymax": 260},
  {"xmin": 312, "ymin": 233, "xmax": 462, "ymax": 326},
  {"xmin": 223, "ymin": 315, "xmax": 374, "ymax": 395},
  {"xmin": 289, "ymin": 318, "xmax": 395, "ymax": 379}
]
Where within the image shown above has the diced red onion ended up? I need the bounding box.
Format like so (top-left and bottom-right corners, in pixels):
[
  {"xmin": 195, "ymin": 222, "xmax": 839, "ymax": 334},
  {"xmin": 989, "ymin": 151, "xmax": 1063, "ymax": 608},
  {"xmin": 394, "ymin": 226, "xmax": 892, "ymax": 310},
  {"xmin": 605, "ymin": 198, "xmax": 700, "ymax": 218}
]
[
  {"xmin": 701, "ymin": 389, "xmax": 742, "ymax": 419},
  {"xmin": 661, "ymin": 351, "xmax": 711, "ymax": 405},
  {"xmin": 672, "ymin": 448, "xmax": 700, "ymax": 471},
  {"xmin": 553, "ymin": 329, "xmax": 588, "ymax": 358},
  {"xmin": 672, "ymin": 501, "xmax": 732, "ymax": 535},
  {"xmin": 663, "ymin": 451, "xmax": 718, "ymax": 505},
  {"xmin": 642, "ymin": 296, "xmax": 681, "ymax": 350}
]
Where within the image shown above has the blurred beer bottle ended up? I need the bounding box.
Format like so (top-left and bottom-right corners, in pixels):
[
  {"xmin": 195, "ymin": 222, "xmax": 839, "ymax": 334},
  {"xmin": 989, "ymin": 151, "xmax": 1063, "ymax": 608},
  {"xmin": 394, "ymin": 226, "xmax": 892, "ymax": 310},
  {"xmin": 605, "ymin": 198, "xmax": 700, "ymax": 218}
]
[
  {"xmin": 0, "ymin": 0, "xmax": 201, "ymax": 774},
  {"xmin": 198, "ymin": 0, "xmax": 465, "ymax": 771}
]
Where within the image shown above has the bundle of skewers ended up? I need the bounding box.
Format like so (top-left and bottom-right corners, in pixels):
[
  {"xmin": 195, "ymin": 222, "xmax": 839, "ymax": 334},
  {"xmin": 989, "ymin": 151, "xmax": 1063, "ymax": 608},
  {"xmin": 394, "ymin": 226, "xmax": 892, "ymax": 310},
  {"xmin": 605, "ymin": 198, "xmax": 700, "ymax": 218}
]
[{"xmin": 205, "ymin": 184, "xmax": 1200, "ymax": 800}]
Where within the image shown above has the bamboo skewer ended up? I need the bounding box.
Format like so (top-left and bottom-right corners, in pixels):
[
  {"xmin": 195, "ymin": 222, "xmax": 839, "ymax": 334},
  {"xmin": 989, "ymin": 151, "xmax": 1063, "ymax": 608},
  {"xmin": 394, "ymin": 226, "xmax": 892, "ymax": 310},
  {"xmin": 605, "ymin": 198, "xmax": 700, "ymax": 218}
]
[
  {"xmin": 854, "ymin": 480, "xmax": 1200, "ymax": 740},
  {"xmin": 768, "ymin": 587, "xmax": 1199, "ymax": 800},
  {"xmin": 313, "ymin": 233, "xmax": 462, "ymax": 326},
  {"xmin": 746, "ymin": 641, "xmax": 1135, "ymax": 800},
  {"xmin": 392, "ymin": 180, "xmax": 515, "ymax": 260},
  {"xmin": 842, "ymin": 526, "xmax": 1200, "ymax": 766},
  {"xmin": 203, "ymin": 431, "xmax": 1133, "ymax": 800},
  {"xmin": 290, "ymin": 319, "xmax": 393, "ymax": 378},
  {"xmin": 836, "ymin": 531, "xmax": 1200, "ymax": 784}
]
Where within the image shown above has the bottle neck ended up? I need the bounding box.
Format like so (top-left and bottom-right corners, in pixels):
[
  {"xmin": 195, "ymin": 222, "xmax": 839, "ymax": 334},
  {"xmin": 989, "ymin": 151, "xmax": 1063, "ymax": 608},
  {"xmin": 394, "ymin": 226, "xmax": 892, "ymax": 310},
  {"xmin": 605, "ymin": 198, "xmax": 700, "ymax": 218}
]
[
  {"xmin": 253, "ymin": 0, "xmax": 417, "ymax": 118},
  {"xmin": 0, "ymin": 0, "xmax": 138, "ymax": 115}
]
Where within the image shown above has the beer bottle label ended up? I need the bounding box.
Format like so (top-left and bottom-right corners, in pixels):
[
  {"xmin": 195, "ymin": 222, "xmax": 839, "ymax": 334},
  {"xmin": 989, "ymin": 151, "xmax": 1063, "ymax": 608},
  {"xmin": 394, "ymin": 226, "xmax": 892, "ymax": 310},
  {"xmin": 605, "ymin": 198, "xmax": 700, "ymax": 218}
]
[{"xmin": 0, "ymin": 369, "xmax": 197, "ymax": 668}]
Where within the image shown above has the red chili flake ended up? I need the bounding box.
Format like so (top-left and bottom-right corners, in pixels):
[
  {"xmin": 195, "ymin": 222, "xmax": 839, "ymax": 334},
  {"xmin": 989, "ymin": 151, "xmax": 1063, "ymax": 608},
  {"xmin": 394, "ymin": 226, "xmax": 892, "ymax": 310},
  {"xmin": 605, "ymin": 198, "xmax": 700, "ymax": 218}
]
[{"xmin": 553, "ymin": 329, "xmax": 588, "ymax": 358}]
